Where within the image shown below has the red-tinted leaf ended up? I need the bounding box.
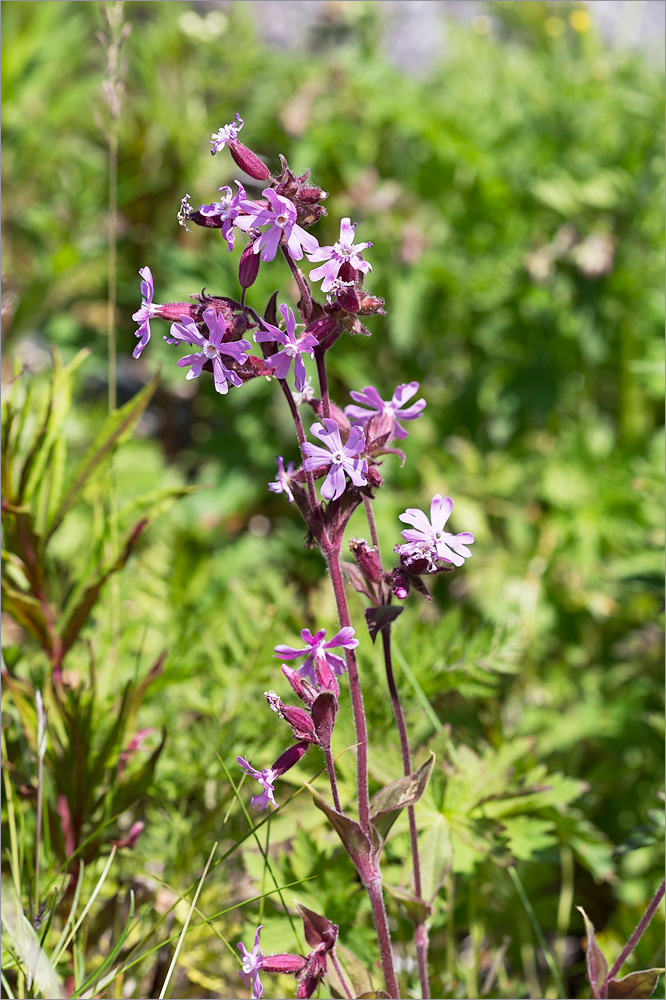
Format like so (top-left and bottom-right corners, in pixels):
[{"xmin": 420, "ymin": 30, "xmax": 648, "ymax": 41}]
[
  {"xmin": 607, "ymin": 969, "xmax": 665, "ymax": 999},
  {"xmin": 577, "ymin": 906, "xmax": 609, "ymax": 998}
]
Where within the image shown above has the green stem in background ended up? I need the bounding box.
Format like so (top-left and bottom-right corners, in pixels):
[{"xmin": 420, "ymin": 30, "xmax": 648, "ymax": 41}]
[
  {"xmin": 107, "ymin": 106, "xmax": 118, "ymax": 413},
  {"xmin": 509, "ymin": 866, "xmax": 566, "ymax": 999},
  {"xmin": 555, "ymin": 844, "xmax": 574, "ymax": 970}
]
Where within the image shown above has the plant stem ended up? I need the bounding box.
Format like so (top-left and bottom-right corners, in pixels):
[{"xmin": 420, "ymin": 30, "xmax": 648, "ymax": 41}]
[
  {"xmin": 315, "ymin": 349, "xmax": 331, "ymax": 419},
  {"xmin": 363, "ymin": 494, "xmax": 381, "ymax": 551},
  {"xmin": 607, "ymin": 879, "xmax": 665, "ymax": 982},
  {"xmin": 330, "ymin": 949, "xmax": 355, "ymax": 1000},
  {"xmin": 381, "ymin": 628, "xmax": 431, "ymax": 999},
  {"xmin": 278, "ymin": 378, "xmax": 317, "ymax": 507},
  {"xmin": 34, "ymin": 752, "xmax": 44, "ymax": 920},
  {"xmin": 323, "ymin": 746, "xmax": 342, "ymax": 814},
  {"xmin": 324, "ymin": 548, "xmax": 370, "ymax": 833},
  {"xmin": 366, "ymin": 877, "xmax": 401, "ymax": 999},
  {"xmin": 281, "ymin": 245, "xmax": 314, "ymax": 321}
]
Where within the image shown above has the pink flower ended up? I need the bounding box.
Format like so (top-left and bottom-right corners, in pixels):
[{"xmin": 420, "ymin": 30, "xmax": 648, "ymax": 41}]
[
  {"xmin": 254, "ymin": 304, "xmax": 318, "ymax": 391},
  {"xmin": 345, "ymin": 382, "xmax": 426, "ymax": 440},
  {"xmin": 210, "ymin": 113, "xmax": 244, "ymax": 154},
  {"xmin": 167, "ymin": 308, "xmax": 250, "ymax": 395},
  {"xmin": 306, "ymin": 217, "xmax": 372, "ymax": 292},
  {"xmin": 236, "ymin": 757, "xmax": 279, "ymax": 810},
  {"xmin": 395, "ymin": 495, "xmax": 474, "ymax": 568},
  {"xmin": 268, "ymin": 456, "xmax": 295, "ymax": 503},
  {"xmin": 274, "ymin": 626, "xmax": 359, "ymax": 685},
  {"xmin": 132, "ymin": 267, "xmax": 157, "ymax": 359},
  {"xmin": 235, "ymin": 189, "xmax": 319, "ymax": 262},
  {"xmin": 302, "ymin": 418, "xmax": 368, "ymax": 501},
  {"xmin": 237, "ymin": 925, "xmax": 265, "ymax": 1000}
]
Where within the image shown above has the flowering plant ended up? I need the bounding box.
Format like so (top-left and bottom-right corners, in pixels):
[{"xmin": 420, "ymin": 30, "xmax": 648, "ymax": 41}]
[{"xmin": 132, "ymin": 114, "xmax": 476, "ymax": 1000}]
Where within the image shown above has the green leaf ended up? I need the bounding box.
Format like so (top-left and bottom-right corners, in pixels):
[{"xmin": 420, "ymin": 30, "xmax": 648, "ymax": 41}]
[
  {"xmin": 607, "ymin": 969, "xmax": 665, "ymax": 999},
  {"xmin": 45, "ymin": 370, "xmax": 160, "ymax": 541},
  {"xmin": 419, "ymin": 813, "xmax": 452, "ymax": 902},
  {"xmin": 0, "ymin": 578, "xmax": 52, "ymax": 652},
  {"xmin": 59, "ymin": 519, "xmax": 149, "ymax": 655},
  {"xmin": 370, "ymin": 754, "xmax": 434, "ymax": 843}
]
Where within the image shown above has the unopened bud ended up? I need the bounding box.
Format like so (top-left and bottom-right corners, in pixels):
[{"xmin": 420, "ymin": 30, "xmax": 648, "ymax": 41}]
[
  {"xmin": 227, "ymin": 140, "xmax": 271, "ymax": 181},
  {"xmin": 261, "ymin": 954, "xmax": 307, "ymax": 975},
  {"xmin": 239, "ymin": 243, "xmax": 260, "ymax": 289},
  {"xmin": 272, "ymin": 741, "xmax": 310, "ymax": 776},
  {"xmin": 349, "ymin": 538, "xmax": 383, "ymax": 584}
]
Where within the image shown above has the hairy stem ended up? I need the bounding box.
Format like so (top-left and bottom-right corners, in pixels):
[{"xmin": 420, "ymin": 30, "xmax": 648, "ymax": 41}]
[
  {"xmin": 382, "ymin": 628, "xmax": 431, "ymax": 999},
  {"xmin": 330, "ymin": 948, "xmax": 355, "ymax": 1000},
  {"xmin": 607, "ymin": 879, "xmax": 665, "ymax": 983},
  {"xmin": 366, "ymin": 877, "xmax": 401, "ymax": 999},
  {"xmin": 278, "ymin": 378, "xmax": 317, "ymax": 507},
  {"xmin": 324, "ymin": 548, "xmax": 370, "ymax": 832},
  {"xmin": 363, "ymin": 494, "xmax": 381, "ymax": 551},
  {"xmin": 281, "ymin": 245, "xmax": 314, "ymax": 321},
  {"xmin": 323, "ymin": 746, "xmax": 342, "ymax": 814},
  {"xmin": 315, "ymin": 349, "xmax": 331, "ymax": 419}
]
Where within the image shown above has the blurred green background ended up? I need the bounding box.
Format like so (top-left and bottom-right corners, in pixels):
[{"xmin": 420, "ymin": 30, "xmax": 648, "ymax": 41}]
[{"xmin": 2, "ymin": 2, "xmax": 664, "ymax": 998}]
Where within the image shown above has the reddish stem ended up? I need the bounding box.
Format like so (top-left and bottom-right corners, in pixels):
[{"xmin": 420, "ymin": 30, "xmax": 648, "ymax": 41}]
[
  {"xmin": 323, "ymin": 745, "xmax": 342, "ymax": 814},
  {"xmin": 281, "ymin": 245, "xmax": 314, "ymax": 321},
  {"xmin": 607, "ymin": 879, "xmax": 665, "ymax": 983},
  {"xmin": 278, "ymin": 378, "xmax": 317, "ymax": 509},
  {"xmin": 366, "ymin": 877, "xmax": 401, "ymax": 999}
]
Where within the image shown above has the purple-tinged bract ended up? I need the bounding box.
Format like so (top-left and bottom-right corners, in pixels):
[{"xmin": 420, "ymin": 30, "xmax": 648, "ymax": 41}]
[
  {"xmin": 255, "ymin": 304, "xmax": 318, "ymax": 391},
  {"xmin": 302, "ymin": 418, "xmax": 368, "ymax": 501},
  {"xmin": 306, "ymin": 217, "xmax": 372, "ymax": 292}
]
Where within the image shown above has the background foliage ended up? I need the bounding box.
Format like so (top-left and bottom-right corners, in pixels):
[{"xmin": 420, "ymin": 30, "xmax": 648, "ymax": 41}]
[{"xmin": 2, "ymin": 2, "xmax": 664, "ymax": 998}]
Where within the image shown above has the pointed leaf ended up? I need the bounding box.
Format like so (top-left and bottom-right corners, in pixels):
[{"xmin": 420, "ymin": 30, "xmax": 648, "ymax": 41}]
[
  {"xmin": 577, "ymin": 906, "xmax": 609, "ymax": 998},
  {"xmin": 420, "ymin": 813, "xmax": 452, "ymax": 902},
  {"xmin": 370, "ymin": 754, "xmax": 435, "ymax": 843},
  {"xmin": 607, "ymin": 969, "xmax": 665, "ymax": 999},
  {"xmin": 59, "ymin": 519, "xmax": 149, "ymax": 655},
  {"xmin": 382, "ymin": 882, "xmax": 431, "ymax": 925},
  {"xmin": 364, "ymin": 605, "xmax": 403, "ymax": 643},
  {"xmin": 45, "ymin": 371, "xmax": 160, "ymax": 541},
  {"xmin": 341, "ymin": 561, "xmax": 377, "ymax": 602},
  {"xmin": 1, "ymin": 579, "xmax": 53, "ymax": 652},
  {"xmin": 308, "ymin": 785, "xmax": 374, "ymax": 877}
]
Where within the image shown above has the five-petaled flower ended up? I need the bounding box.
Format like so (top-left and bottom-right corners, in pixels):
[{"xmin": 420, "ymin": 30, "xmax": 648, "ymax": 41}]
[
  {"xmin": 193, "ymin": 182, "xmax": 247, "ymax": 250},
  {"xmin": 238, "ymin": 925, "xmax": 265, "ymax": 1000},
  {"xmin": 274, "ymin": 626, "xmax": 358, "ymax": 685},
  {"xmin": 210, "ymin": 113, "xmax": 244, "ymax": 155},
  {"xmin": 132, "ymin": 267, "xmax": 158, "ymax": 359},
  {"xmin": 255, "ymin": 304, "xmax": 318, "ymax": 391},
  {"xmin": 302, "ymin": 419, "xmax": 368, "ymax": 501},
  {"xmin": 268, "ymin": 456, "xmax": 295, "ymax": 503},
  {"xmin": 306, "ymin": 217, "xmax": 372, "ymax": 292},
  {"xmin": 345, "ymin": 382, "xmax": 426, "ymax": 441},
  {"xmin": 236, "ymin": 757, "xmax": 279, "ymax": 810},
  {"xmin": 167, "ymin": 308, "xmax": 251, "ymax": 395},
  {"xmin": 395, "ymin": 494, "xmax": 474, "ymax": 568},
  {"xmin": 236, "ymin": 189, "xmax": 319, "ymax": 262}
]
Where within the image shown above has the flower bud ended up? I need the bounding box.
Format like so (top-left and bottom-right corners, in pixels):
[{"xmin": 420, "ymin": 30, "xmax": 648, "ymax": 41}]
[
  {"xmin": 272, "ymin": 741, "xmax": 310, "ymax": 777},
  {"xmin": 239, "ymin": 243, "xmax": 260, "ymax": 289},
  {"xmin": 227, "ymin": 140, "xmax": 271, "ymax": 180},
  {"xmin": 336, "ymin": 285, "xmax": 364, "ymax": 313},
  {"xmin": 349, "ymin": 538, "xmax": 383, "ymax": 584},
  {"xmin": 261, "ymin": 953, "xmax": 306, "ymax": 975}
]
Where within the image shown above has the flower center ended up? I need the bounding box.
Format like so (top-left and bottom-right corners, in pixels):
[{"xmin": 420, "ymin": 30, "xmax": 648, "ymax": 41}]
[
  {"xmin": 276, "ymin": 213, "xmax": 289, "ymax": 228},
  {"xmin": 332, "ymin": 452, "xmax": 344, "ymax": 464},
  {"xmin": 203, "ymin": 342, "xmax": 220, "ymax": 360}
]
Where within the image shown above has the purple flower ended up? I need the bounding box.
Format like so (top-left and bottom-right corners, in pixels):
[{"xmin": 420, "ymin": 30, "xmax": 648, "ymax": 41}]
[
  {"xmin": 306, "ymin": 217, "xmax": 372, "ymax": 292},
  {"xmin": 196, "ymin": 182, "xmax": 247, "ymax": 250},
  {"xmin": 132, "ymin": 267, "xmax": 158, "ymax": 359},
  {"xmin": 274, "ymin": 626, "xmax": 359, "ymax": 685},
  {"xmin": 395, "ymin": 495, "xmax": 474, "ymax": 568},
  {"xmin": 238, "ymin": 925, "xmax": 265, "ymax": 1000},
  {"xmin": 167, "ymin": 308, "xmax": 250, "ymax": 395},
  {"xmin": 345, "ymin": 382, "xmax": 426, "ymax": 441},
  {"xmin": 210, "ymin": 113, "xmax": 244, "ymax": 155},
  {"xmin": 302, "ymin": 419, "xmax": 368, "ymax": 501},
  {"xmin": 268, "ymin": 456, "xmax": 295, "ymax": 503},
  {"xmin": 236, "ymin": 757, "xmax": 279, "ymax": 810},
  {"xmin": 235, "ymin": 189, "xmax": 319, "ymax": 262},
  {"xmin": 254, "ymin": 304, "xmax": 318, "ymax": 391}
]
